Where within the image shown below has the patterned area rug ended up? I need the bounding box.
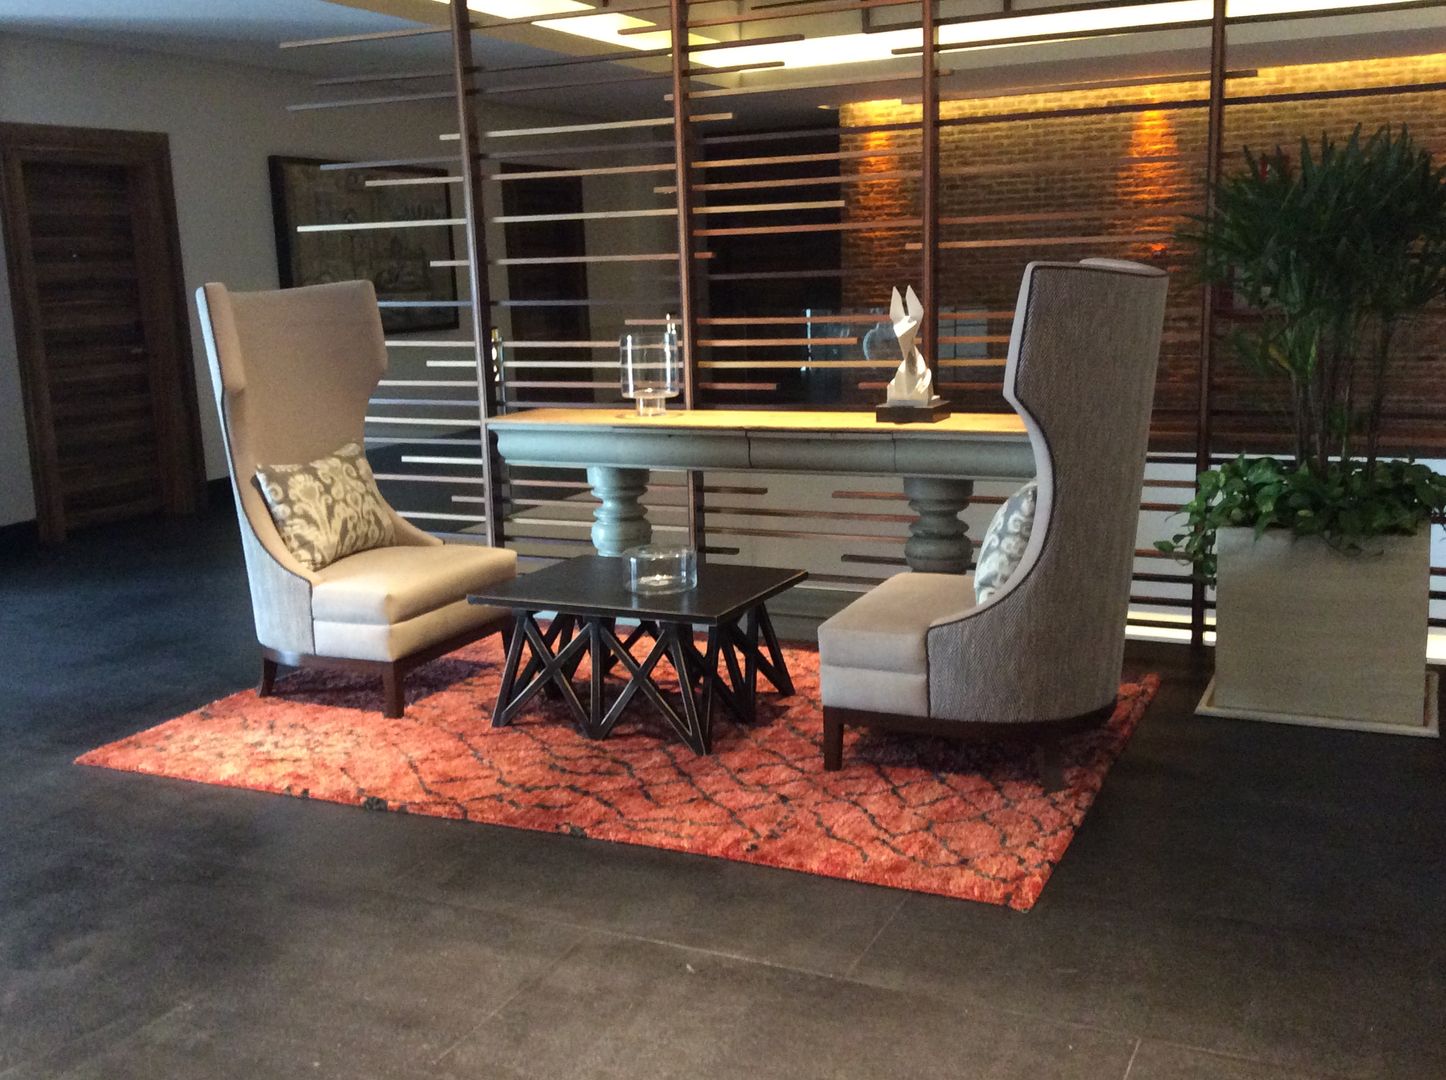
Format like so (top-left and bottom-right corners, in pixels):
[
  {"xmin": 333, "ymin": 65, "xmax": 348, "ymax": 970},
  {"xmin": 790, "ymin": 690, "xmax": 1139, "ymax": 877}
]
[{"xmin": 78, "ymin": 639, "xmax": 1157, "ymax": 911}]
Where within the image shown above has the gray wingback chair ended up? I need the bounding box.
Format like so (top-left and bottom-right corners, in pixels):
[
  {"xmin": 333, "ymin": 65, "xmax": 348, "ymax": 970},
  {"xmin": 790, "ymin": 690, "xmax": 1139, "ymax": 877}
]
[
  {"xmin": 817, "ymin": 259, "xmax": 1168, "ymax": 771},
  {"xmin": 196, "ymin": 280, "xmax": 515, "ymax": 717}
]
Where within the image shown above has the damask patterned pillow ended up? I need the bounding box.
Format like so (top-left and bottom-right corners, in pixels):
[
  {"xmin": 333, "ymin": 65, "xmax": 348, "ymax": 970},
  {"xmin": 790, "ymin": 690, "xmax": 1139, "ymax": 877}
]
[
  {"xmin": 973, "ymin": 479, "xmax": 1038, "ymax": 605},
  {"xmin": 255, "ymin": 442, "xmax": 394, "ymax": 572}
]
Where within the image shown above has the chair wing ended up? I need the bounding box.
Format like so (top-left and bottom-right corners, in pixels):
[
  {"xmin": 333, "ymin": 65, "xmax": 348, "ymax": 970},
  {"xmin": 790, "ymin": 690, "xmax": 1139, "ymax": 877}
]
[
  {"xmin": 925, "ymin": 259, "xmax": 1169, "ymax": 723},
  {"xmin": 196, "ymin": 280, "xmax": 394, "ymax": 654},
  {"xmin": 196, "ymin": 279, "xmax": 516, "ymax": 716}
]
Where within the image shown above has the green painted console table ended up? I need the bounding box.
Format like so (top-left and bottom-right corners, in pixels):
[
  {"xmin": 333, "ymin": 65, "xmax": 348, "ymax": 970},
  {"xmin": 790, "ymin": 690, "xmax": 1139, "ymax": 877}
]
[{"xmin": 486, "ymin": 408, "xmax": 1036, "ymax": 573}]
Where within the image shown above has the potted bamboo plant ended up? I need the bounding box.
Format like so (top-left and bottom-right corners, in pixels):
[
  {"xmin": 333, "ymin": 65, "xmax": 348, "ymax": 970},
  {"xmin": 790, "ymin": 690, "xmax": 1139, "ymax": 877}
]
[{"xmin": 1161, "ymin": 124, "xmax": 1446, "ymax": 734}]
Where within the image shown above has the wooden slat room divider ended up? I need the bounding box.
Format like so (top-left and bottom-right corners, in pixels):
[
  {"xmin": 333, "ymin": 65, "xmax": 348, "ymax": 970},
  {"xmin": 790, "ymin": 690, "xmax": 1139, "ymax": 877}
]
[{"xmin": 283, "ymin": 0, "xmax": 1446, "ymax": 645}]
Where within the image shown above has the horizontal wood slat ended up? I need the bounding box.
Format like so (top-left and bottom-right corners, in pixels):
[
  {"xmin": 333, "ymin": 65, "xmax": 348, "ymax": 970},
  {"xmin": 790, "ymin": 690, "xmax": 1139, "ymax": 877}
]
[
  {"xmin": 484, "ymin": 62, "xmax": 784, "ymax": 96},
  {"xmin": 694, "ymin": 219, "xmax": 918, "ymax": 238},
  {"xmin": 287, "ymin": 89, "xmax": 458, "ymax": 111}
]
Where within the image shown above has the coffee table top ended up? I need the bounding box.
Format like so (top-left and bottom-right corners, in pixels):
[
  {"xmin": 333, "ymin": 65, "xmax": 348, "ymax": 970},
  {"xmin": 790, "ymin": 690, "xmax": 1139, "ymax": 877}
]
[{"xmin": 468, "ymin": 556, "xmax": 807, "ymax": 626}]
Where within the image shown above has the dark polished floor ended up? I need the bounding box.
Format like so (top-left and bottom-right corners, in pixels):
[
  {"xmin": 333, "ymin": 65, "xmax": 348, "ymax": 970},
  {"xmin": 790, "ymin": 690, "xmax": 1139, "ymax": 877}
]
[{"xmin": 1, "ymin": 505, "xmax": 1443, "ymax": 1080}]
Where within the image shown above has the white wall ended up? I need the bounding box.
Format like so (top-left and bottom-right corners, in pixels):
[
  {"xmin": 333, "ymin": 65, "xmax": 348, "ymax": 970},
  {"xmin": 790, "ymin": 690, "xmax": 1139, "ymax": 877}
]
[{"xmin": 0, "ymin": 32, "xmax": 573, "ymax": 528}]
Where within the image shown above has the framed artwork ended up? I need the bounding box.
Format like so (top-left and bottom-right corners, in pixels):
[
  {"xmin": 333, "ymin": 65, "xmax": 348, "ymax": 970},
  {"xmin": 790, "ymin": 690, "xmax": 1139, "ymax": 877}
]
[{"xmin": 268, "ymin": 155, "xmax": 459, "ymax": 334}]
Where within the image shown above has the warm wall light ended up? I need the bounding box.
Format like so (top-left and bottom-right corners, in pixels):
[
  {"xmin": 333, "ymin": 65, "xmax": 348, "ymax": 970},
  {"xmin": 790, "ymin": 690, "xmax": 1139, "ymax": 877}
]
[
  {"xmin": 433, "ymin": 0, "xmax": 1431, "ymax": 72},
  {"xmin": 1119, "ymin": 109, "xmax": 1183, "ymax": 257}
]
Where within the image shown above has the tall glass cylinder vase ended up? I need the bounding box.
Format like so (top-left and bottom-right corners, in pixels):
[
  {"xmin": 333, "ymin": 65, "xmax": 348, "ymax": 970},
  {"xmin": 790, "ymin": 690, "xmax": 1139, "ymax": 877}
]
[{"xmin": 619, "ymin": 324, "xmax": 682, "ymax": 416}]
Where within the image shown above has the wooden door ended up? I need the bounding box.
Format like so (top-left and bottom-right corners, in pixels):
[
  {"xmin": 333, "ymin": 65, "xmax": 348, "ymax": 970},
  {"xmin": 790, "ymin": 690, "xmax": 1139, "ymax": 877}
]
[{"xmin": 1, "ymin": 123, "xmax": 202, "ymax": 542}]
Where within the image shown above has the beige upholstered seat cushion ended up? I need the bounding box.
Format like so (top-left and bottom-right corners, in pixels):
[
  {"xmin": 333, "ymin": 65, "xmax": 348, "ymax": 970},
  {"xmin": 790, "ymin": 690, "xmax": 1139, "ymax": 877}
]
[
  {"xmin": 311, "ymin": 543, "xmax": 518, "ymax": 625},
  {"xmin": 817, "ymin": 572, "xmax": 977, "ymax": 717},
  {"xmin": 314, "ymin": 597, "xmax": 509, "ymax": 664}
]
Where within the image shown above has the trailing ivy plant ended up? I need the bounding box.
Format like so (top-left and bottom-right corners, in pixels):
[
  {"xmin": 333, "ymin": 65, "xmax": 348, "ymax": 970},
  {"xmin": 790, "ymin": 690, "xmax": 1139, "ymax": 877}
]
[
  {"xmin": 1159, "ymin": 125, "xmax": 1446, "ymax": 580},
  {"xmin": 1158, "ymin": 456, "xmax": 1446, "ymax": 584}
]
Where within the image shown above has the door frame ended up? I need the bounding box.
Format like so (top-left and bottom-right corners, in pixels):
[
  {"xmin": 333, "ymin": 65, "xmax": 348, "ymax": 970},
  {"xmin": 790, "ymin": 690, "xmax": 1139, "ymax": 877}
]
[{"xmin": 0, "ymin": 122, "xmax": 203, "ymax": 542}]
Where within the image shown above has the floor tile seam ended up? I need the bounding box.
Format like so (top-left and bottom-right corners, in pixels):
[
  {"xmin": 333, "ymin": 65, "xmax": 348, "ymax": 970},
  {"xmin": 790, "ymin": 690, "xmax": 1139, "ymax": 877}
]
[
  {"xmin": 417, "ymin": 926, "xmax": 1153, "ymax": 1076},
  {"xmin": 374, "ymin": 877, "xmax": 654, "ymax": 940},
  {"xmin": 1133, "ymin": 1036, "xmax": 1368, "ymax": 1080},
  {"xmin": 0, "ymin": 840, "xmax": 593, "ymax": 950},
  {"xmin": 427, "ymin": 933, "xmax": 592, "ymax": 1069},
  {"xmin": 840, "ymin": 894, "xmax": 905, "ymax": 979},
  {"xmin": 578, "ymin": 922, "xmax": 855, "ymax": 981},
  {"xmin": 373, "ymin": 874, "xmax": 918, "ymax": 984},
  {"xmin": 82, "ymin": 932, "xmax": 591, "ymax": 1074},
  {"xmin": 995, "ymin": 884, "xmax": 1445, "ymax": 964},
  {"xmin": 1120, "ymin": 1037, "xmax": 1141, "ymax": 1079},
  {"xmin": 521, "ymin": 924, "xmax": 1152, "ymax": 1049},
  {"xmin": 839, "ymin": 966, "xmax": 1150, "ymax": 1046},
  {"xmin": 225, "ymin": 870, "xmax": 604, "ymax": 955},
  {"xmin": 843, "ymin": 966, "xmax": 1378, "ymax": 1080},
  {"xmin": 373, "ymin": 874, "xmax": 877, "ymax": 981},
  {"xmin": 0, "ymin": 998, "xmax": 198, "ymax": 1080}
]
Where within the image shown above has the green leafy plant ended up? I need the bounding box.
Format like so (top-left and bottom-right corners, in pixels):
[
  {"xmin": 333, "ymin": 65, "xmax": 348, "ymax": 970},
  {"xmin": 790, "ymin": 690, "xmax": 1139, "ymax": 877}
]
[
  {"xmin": 1158, "ymin": 456, "xmax": 1446, "ymax": 583},
  {"xmin": 1160, "ymin": 125, "xmax": 1446, "ymax": 578}
]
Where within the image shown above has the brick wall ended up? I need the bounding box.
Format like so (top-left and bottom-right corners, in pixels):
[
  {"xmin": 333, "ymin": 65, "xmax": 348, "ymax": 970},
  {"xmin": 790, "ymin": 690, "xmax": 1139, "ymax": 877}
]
[{"xmin": 839, "ymin": 53, "xmax": 1446, "ymax": 453}]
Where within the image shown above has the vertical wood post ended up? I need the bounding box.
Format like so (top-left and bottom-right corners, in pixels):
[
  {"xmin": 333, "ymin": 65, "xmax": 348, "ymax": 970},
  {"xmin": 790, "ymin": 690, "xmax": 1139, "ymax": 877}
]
[
  {"xmin": 669, "ymin": 0, "xmax": 706, "ymax": 557},
  {"xmin": 919, "ymin": 0, "xmax": 940, "ymax": 382},
  {"xmin": 1192, "ymin": 0, "xmax": 1228, "ymax": 648},
  {"xmin": 450, "ymin": 0, "xmax": 504, "ymax": 549}
]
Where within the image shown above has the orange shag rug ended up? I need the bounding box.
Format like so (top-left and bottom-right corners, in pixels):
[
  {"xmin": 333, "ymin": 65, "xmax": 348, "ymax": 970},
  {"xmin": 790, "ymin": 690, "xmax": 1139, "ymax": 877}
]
[{"xmin": 78, "ymin": 639, "xmax": 1157, "ymax": 911}]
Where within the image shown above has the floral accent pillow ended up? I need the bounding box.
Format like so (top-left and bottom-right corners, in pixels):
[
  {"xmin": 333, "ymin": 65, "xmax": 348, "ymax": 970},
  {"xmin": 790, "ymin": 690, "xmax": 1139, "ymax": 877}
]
[
  {"xmin": 255, "ymin": 442, "xmax": 394, "ymax": 572},
  {"xmin": 973, "ymin": 479, "xmax": 1038, "ymax": 605}
]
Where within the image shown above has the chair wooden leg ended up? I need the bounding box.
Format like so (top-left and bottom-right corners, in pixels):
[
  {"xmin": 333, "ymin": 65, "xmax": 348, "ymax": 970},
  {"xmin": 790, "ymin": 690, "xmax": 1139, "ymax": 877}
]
[
  {"xmin": 382, "ymin": 665, "xmax": 405, "ymax": 719},
  {"xmin": 258, "ymin": 655, "xmax": 278, "ymax": 697},
  {"xmin": 822, "ymin": 709, "xmax": 844, "ymax": 771},
  {"xmin": 1033, "ymin": 738, "xmax": 1066, "ymax": 794}
]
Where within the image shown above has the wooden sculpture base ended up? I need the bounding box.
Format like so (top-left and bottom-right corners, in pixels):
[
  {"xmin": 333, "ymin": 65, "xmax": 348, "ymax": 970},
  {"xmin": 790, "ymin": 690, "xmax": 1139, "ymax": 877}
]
[{"xmin": 875, "ymin": 400, "xmax": 953, "ymax": 424}]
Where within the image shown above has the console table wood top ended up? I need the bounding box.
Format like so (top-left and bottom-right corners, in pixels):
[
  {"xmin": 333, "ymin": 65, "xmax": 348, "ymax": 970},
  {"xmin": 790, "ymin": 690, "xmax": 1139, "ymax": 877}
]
[{"xmin": 486, "ymin": 407, "xmax": 1028, "ymax": 438}]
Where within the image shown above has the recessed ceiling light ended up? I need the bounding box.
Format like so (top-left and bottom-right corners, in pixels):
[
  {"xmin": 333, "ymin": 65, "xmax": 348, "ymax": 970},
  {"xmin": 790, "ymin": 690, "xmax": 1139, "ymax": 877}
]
[{"xmin": 433, "ymin": 0, "xmax": 1425, "ymax": 73}]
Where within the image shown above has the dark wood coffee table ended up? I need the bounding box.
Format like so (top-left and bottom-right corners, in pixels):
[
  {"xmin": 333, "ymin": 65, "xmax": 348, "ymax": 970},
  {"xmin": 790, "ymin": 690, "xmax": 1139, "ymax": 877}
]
[{"xmin": 468, "ymin": 556, "xmax": 806, "ymax": 754}]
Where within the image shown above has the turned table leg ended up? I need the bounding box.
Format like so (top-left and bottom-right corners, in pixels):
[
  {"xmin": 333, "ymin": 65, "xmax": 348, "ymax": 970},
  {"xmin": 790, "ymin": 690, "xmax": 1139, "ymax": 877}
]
[
  {"xmin": 902, "ymin": 476, "xmax": 974, "ymax": 574},
  {"xmin": 586, "ymin": 466, "xmax": 651, "ymax": 556}
]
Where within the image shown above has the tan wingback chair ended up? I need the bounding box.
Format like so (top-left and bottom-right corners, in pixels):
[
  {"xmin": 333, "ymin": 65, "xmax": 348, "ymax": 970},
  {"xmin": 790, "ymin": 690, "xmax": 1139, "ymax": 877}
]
[
  {"xmin": 196, "ymin": 280, "xmax": 516, "ymax": 717},
  {"xmin": 817, "ymin": 259, "xmax": 1168, "ymax": 771}
]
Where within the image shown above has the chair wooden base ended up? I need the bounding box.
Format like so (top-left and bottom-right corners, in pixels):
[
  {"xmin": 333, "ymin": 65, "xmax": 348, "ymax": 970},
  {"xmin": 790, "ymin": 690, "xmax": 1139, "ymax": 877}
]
[
  {"xmin": 821, "ymin": 701, "xmax": 1117, "ymax": 792},
  {"xmin": 257, "ymin": 620, "xmax": 509, "ymax": 719}
]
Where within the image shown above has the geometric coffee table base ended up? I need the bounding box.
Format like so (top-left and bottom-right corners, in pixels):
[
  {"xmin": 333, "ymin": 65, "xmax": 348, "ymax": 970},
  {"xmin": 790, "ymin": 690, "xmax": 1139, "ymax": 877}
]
[
  {"xmin": 470, "ymin": 556, "xmax": 806, "ymax": 756},
  {"xmin": 492, "ymin": 605, "xmax": 794, "ymax": 755}
]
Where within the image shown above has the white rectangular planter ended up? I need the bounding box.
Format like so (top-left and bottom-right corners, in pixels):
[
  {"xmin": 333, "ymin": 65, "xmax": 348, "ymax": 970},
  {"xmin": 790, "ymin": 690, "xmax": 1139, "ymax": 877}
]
[{"xmin": 1205, "ymin": 526, "xmax": 1434, "ymax": 735}]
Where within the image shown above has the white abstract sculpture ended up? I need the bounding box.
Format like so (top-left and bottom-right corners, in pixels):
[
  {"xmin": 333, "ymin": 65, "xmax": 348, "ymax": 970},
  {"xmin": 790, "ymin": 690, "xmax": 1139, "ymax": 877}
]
[
  {"xmin": 884, "ymin": 285, "xmax": 934, "ymax": 405},
  {"xmin": 877, "ymin": 286, "xmax": 948, "ymax": 422}
]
